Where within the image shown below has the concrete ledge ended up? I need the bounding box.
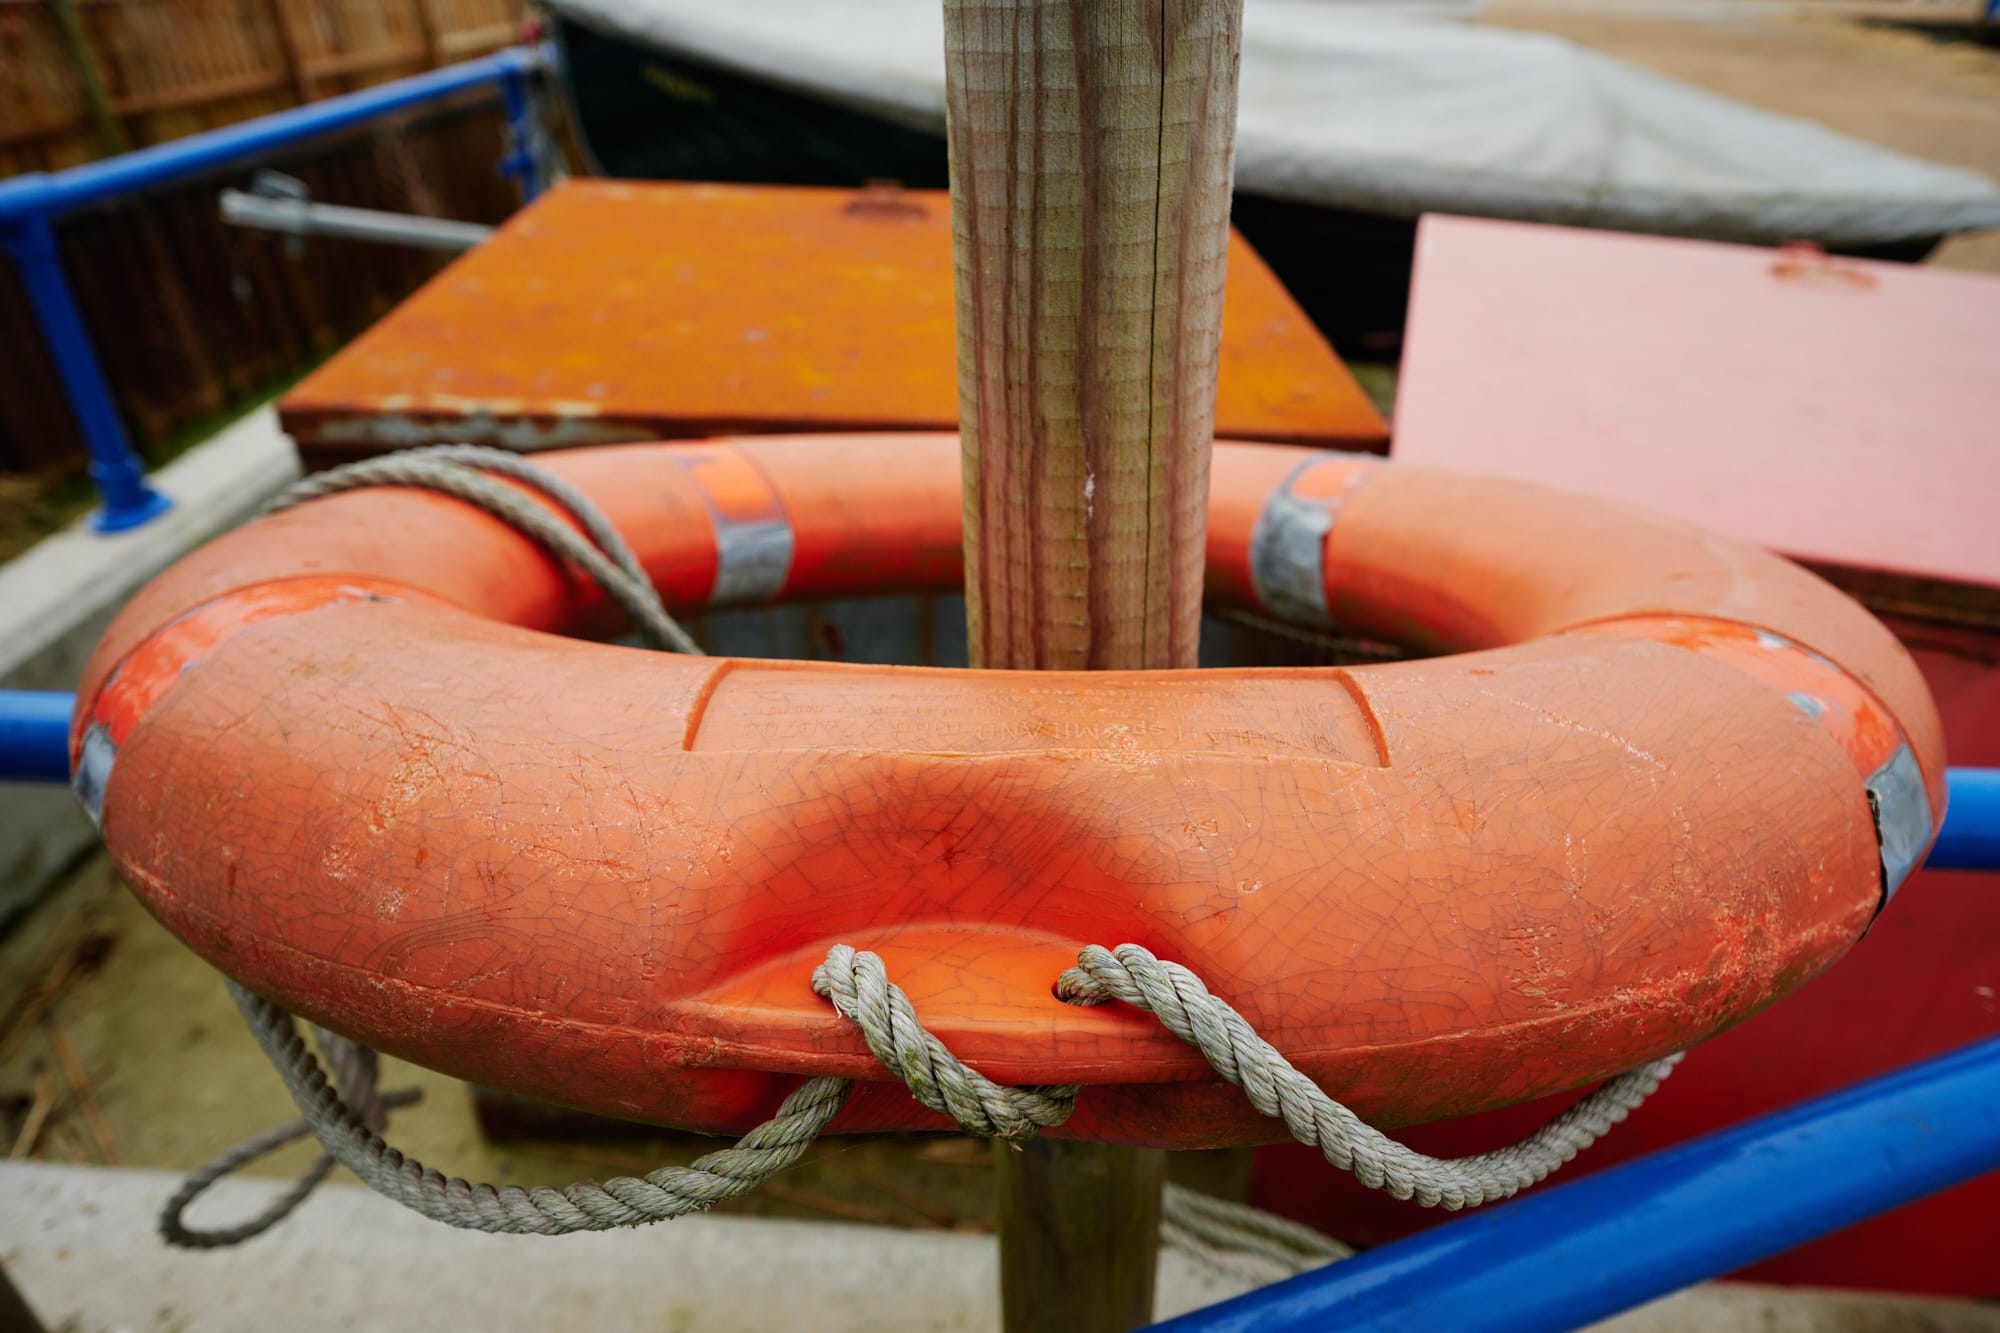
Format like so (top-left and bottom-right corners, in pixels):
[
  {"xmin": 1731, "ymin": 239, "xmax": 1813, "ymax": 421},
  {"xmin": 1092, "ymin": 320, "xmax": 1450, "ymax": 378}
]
[
  {"xmin": 0, "ymin": 1162, "xmax": 1244, "ymax": 1332},
  {"xmin": 5, "ymin": 1162, "xmax": 1999, "ymax": 1333},
  {"xmin": 0, "ymin": 409, "xmax": 299, "ymax": 924}
]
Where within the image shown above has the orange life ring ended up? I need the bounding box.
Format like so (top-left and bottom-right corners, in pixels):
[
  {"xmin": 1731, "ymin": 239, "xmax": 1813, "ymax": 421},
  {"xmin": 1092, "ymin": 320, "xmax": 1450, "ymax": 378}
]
[{"xmin": 72, "ymin": 435, "xmax": 1944, "ymax": 1149}]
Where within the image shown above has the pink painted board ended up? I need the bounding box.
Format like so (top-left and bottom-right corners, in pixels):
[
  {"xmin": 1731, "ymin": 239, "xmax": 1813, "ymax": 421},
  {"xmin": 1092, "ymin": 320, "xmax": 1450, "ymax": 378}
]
[
  {"xmin": 1330, "ymin": 212, "xmax": 2000, "ymax": 1296},
  {"xmin": 1392, "ymin": 215, "xmax": 2000, "ymax": 594}
]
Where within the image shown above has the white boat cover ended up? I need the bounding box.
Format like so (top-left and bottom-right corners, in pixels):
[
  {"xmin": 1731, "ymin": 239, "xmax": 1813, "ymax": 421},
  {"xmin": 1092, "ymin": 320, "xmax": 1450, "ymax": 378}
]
[{"xmin": 548, "ymin": 0, "xmax": 2000, "ymax": 246}]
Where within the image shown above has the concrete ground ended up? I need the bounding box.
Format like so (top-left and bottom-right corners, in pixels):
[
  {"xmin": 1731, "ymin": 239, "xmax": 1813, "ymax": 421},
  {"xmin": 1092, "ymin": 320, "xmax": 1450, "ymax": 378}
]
[{"xmin": 8, "ymin": 1159, "xmax": 2000, "ymax": 1332}]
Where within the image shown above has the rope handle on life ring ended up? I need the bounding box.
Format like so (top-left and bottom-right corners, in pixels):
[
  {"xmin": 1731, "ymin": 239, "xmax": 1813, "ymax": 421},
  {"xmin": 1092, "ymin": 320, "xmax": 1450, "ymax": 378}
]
[{"xmin": 171, "ymin": 943, "xmax": 1676, "ymax": 1243}]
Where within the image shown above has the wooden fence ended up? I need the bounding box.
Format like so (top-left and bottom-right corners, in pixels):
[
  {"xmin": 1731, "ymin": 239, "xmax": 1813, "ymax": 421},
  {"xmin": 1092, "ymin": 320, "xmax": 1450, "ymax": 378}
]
[
  {"xmin": 0, "ymin": 0, "xmax": 537, "ymax": 479},
  {"xmin": 0, "ymin": 0, "xmax": 526, "ymax": 175}
]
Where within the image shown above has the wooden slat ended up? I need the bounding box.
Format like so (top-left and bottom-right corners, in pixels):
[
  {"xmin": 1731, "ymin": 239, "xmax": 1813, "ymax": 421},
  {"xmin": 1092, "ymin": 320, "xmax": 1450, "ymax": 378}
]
[
  {"xmin": 112, "ymin": 68, "xmax": 286, "ymax": 117},
  {"xmin": 410, "ymin": 0, "xmax": 441, "ymax": 67},
  {"xmin": 264, "ymin": 0, "xmax": 314, "ymax": 103},
  {"xmin": 300, "ymin": 42, "xmax": 426, "ymax": 82},
  {"xmin": 436, "ymin": 19, "xmax": 515, "ymax": 59},
  {"xmin": 2, "ymin": 0, "xmax": 526, "ymax": 170},
  {"xmin": 0, "ymin": 0, "xmax": 532, "ymax": 476},
  {"xmin": 0, "ymin": 114, "xmax": 89, "ymax": 150}
]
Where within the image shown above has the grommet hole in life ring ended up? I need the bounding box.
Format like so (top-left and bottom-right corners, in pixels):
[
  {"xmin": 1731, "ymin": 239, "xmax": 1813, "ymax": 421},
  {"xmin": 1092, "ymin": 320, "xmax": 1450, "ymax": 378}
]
[{"xmin": 70, "ymin": 435, "xmax": 1944, "ymax": 1148}]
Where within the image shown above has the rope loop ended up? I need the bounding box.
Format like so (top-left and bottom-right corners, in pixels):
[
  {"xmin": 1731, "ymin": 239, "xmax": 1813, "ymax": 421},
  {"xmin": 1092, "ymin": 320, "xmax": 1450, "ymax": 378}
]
[
  {"xmin": 1060, "ymin": 942, "xmax": 1681, "ymax": 1209},
  {"xmin": 159, "ymin": 1027, "xmax": 418, "ymax": 1248},
  {"xmin": 211, "ymin": 977, "xmax": 852, "ymax": 1238}
]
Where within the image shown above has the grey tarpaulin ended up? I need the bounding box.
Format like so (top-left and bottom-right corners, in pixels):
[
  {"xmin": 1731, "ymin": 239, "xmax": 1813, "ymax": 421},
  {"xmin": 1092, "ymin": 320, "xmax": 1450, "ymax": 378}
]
[{"xmin": 545, "ymin": 0, "xmax": 2000, "ymax": 248}]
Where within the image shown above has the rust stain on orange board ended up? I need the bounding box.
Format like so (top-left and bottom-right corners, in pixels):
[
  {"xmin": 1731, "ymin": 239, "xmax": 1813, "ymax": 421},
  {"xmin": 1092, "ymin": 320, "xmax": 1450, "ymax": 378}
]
[{"xmin": 279, "ymin": 180, "xmax": 1386, "ymax": 462}]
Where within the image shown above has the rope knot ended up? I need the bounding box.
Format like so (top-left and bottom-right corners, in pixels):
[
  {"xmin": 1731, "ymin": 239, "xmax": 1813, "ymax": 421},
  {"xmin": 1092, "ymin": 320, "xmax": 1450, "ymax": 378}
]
[{"xmin": 811, "ymin": 943, "xmax": 1077, "ymax": 1141}]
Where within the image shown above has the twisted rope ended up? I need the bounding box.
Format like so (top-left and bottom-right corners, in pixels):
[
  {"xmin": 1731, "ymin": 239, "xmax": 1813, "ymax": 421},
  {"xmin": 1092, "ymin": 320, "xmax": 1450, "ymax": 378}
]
[
  {"xmin": 222, "ymin": 975, "xmax": 849, "ymax": 1235},
  {"xmin": 198, "ymin": 950, "xmax": 919, "ymax": 1235},
  {"xmin": 270, "ymin": 446, "xmax": 701, "ymax": 656},
  {"xmin": 1059, "ymin": 943, "xmax": 1681, "ymax": 1210},
  {"xmin": 811, "ymin": 944, "xmax": 1076, "ymax": 1140},
  {"xmin": 159, "ymin": 1027, "xmax": 418, "ymax": 1247},
  {"xmin": 1160, "ymin": 1184, "xmax": 1353, "ymax": 1285},
  {"xmin": 183, "ymin": 944, "xmax": 1675, "ymax": 1247}
]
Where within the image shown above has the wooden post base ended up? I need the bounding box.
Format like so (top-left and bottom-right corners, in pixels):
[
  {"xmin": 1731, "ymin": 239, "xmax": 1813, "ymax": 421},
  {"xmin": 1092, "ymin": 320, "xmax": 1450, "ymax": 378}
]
[{"xmin": 996, "ymin": 1139, "xmax": 1167, "ymax": 1333}]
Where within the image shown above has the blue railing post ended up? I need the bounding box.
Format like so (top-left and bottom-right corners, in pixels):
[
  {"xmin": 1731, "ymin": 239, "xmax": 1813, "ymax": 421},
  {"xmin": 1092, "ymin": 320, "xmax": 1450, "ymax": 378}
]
[
  {"xmin": 2, "ymin": 211, "xmax": 173, "ymax": 533},
  {"xmin": 497, "ymin": 57, "xmax": 543, "ymax": 203}
]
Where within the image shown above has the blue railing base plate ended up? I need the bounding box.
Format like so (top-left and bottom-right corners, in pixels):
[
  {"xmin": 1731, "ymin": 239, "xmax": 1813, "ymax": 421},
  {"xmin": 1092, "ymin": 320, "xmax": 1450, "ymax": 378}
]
[{"xmin": 87, "ymin": 488, "xmax": 174, "ymax": 534}]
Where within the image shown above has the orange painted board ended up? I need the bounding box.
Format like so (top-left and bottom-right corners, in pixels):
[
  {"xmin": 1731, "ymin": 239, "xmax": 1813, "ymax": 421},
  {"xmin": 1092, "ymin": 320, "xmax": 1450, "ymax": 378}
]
[
  {"xmin": 1392, "ymin": 215, "xmax": 2000, "ymax": 600},
  {"xmin": 279, "ymin": 180, "xmax": 1386, "ymax": 459}
]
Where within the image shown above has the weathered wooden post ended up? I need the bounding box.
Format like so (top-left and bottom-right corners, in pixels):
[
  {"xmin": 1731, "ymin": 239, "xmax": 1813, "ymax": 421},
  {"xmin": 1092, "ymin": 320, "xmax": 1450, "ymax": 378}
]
[{"xmin": 942, "ymin": 0, "xmax": 1245, "ymax": 1326}]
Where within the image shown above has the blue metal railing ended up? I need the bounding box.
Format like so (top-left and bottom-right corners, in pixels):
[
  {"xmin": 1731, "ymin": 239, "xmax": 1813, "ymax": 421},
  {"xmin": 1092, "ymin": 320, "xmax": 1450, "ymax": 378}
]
[
  {"xmin": 1928, "ymin": 765, "xmax": 2000, "ymax": 870},
  {"xmin": 1157, "ymin": 1034, "xmax": 2000, "ymax": 1333},
  {"xmin": 0, "ymin": 691, "xmax": 71, "ymax": 783},
  {"xmin": 0, "ymin": 47, "xmax": 546, "ymax": 533}
]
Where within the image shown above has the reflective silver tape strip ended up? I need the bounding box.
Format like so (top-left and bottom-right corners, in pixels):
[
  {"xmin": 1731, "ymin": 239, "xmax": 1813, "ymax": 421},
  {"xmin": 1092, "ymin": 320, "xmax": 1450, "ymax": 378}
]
[
  {"xmin": 710, "ymin": 518, "xmax": 794, "ymax": 606},
  {"xmin": 72, "ymin": 723, "xmax": 116, "ymax": 830},
  {"xmin": 1776, "ymin": 624, "xmax": 1928, "ymax": 904},
  {"xmin": 670, "ymin": 451, "xmax": 796, "ymax": 607},
  {"xmin": 1248, "ymin": 454, "xmax": 1370, "ymax": 629},
  {"xmin": 1865, "ymin": 740, "xmax": 1931, "ymax": 902},
  {"xmin": 1765, "ymin": 628, "xmax": 1931, "ymax": 904}
]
